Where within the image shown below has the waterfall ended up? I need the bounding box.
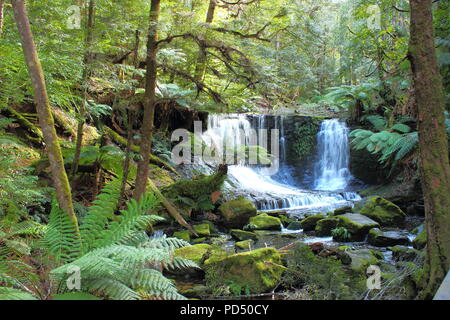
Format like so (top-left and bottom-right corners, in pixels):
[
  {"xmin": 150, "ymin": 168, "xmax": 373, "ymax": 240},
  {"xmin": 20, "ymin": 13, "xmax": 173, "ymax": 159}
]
[
  {"xmin": 203, "ymin": 114, "xmax": 360, "ymax": 213},
  {"xmin": 314, "ymin": 119, "xmax": 352, "ymax": 191}
]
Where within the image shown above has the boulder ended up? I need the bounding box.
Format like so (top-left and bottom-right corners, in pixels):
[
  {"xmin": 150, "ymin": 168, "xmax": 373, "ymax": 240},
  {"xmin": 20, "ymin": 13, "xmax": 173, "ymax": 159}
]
[
  {"xmin": 193, "ymin": 223, "xmax": 211, "ymax": 237},
  {"xmin": 301, "ymin": 214, "xmax": 326, "ymax": 231},
  {"xmin": 248, "ymin": 213, "xmax": 282, "ymax": 231},
  {"xmin": 173, "ymin": 230, "xmax": 191, "ymax": 242},
  {"xmin": 333, "ymin": 206, "xmax": 353, "ymax": 216},
  {"xmin": 174, "ymin": 244, "xmax": 227, "ymax": 266},
  {"xmin": 344, "ymin": 248, "xmax": 382, "ymax": 272},
  {"xmin": 391, "ymin": 245, "xmax": 422, "ymax": 262},
  {"xmin": 230, "ymin": 229, "xmax": 258, "ymax": 241},
  {"xmin": 412, "ymin": 228, "xmax": 427, "ymax": 250},
  {"xmin": 336, "ymin": 213, "xmax": 380, "ymax": 241},
  {"xmin": 235, "ymin": 240, "xmax": 254, "ymax": 250},
  {"xmin": 315, "ymin": 217, "xmax": 339, "ymax": 236},
  {"xmin": 287, "ymin": 221, "xmax": 302, "ymax": 230},
  {"xmin": 368, "ymin": 228, "xmax": 411, "ymax": 247},
  {"xmin": 218, "ymin": 198, "xmax": 257, "ymax": 228},
  {"xmin": 355, "ymin": 196, "xmax": 406, "ymax": 227},
  {"xmin": 204, "ymin": 248, "xmax": 286, "ymax": 293}
]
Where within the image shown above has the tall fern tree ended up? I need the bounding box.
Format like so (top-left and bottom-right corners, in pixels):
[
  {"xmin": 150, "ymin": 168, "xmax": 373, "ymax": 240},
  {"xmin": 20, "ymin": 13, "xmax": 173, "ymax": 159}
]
[{"xmin": 1, "ymin": 178, "xmax": 198, "ymax": 300}]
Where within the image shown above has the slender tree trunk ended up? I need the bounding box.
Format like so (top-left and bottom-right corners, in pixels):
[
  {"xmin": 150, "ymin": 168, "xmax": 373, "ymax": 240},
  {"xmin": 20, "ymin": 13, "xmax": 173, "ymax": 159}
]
[
  {"xmin": 0, "ymin": 0, "xmax": 4, "ymax": 35},
  {"xmin": 133, "ymin": 0, "xmax": 161, "ymax": 201},
  {"xmin": 408, "ymin": 0, "xmax": 450, "ymax": 299},
  {"xmin": 194, "ymin": 0, "xmax": 216, "ymax": 82},
  {"xmin": 11, "ymin": 0, "xmax": 79, "ymax": 230},
  {"xmin": 71, "ymin": 0, "xmax": 95, "ymax": 181}
]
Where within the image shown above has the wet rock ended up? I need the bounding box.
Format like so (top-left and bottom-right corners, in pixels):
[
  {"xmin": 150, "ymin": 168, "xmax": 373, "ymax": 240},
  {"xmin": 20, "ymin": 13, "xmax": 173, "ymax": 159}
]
[
  {"xmin": 391, "ymin": 245, "xmax": 422, "ymax": 262},
  {"xmin": 204, "ymin": 248, "xmax": 286, "ymax": 294},
  {"xmin": 336, "ymin": 213, "xmax": 380, "ymax": 241},
  {"xmin": 287, "ymin": 221, "xmax": 302, "ymax": 230},
  {"xmin": 193, "ymin": 223, "xmax": 211, "ymax": 237},
  {"xmin": 368, "ymin": 228, "xmax": 411, "ymax": 247},
  {"xmin": 177, "ymin": 283, "xmax": 211, "ymax": 299},
  {"xmin": 218, "ymin": 197, "xmax": 257, "ymax": 228},
  {"xmin": 333, "ymin": 206, "xmax": 352, "ymax": 216},
  {"xmin": 230, "ymin": 229, "xmax": 258, "ymax": 241},
  {"xmin": 174, "ymin": 244, "xmax": 227, "ymax": 266},
  {"xmin": 235, "ymin": 240, "xmax": 254, "ymax": 250},
  {"xmin": 248, "ymin": 213, "xmax": 282, "ymax": 231},
  {"xmin": 345, "ymin": 249, "xmax": 382, "ymax": 273},
  {"xmin": 355, "ymin": 196, "xmax": 406, "ymax": 227},
  {"xmin": 315, "ymin": 217, "xmax": 339, "ymax": 236},
  {"xmin": 301, "ymin": 214, "xmax": 326, "ymax": 231},
  {"xmin": 412, "ymin": 228, "xmax": 427, "ymax": 250}
]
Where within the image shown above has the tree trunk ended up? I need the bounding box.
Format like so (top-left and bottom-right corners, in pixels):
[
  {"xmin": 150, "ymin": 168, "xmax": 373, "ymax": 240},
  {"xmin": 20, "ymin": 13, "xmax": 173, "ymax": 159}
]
[
  {"xmin": 11, "ymin": 0, "xmax": 79, "ymax": 230},
  {"xmin": 408, "ymin": 0, "xmax": 450, "ymax": 299},
  {"xmin": 133, "ymin": 0, "xmax": 161, "ymax": 201},
  {"xmin": 71, "ymin": 0, "xmax": 95, "ymax": 181},
  {"xmin": 0, "ymin": 0, "xmax": 4, "ymax": 35},
  {"xmin": 194, "ymin": 0, "xmax": 216, "ymax": 82}
]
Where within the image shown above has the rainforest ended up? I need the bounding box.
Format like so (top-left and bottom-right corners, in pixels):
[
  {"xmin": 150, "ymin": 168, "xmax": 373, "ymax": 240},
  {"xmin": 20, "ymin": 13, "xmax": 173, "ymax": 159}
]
[{"xmin": 0, "ymin": 0, "xmax": 449, "ymax": 302}]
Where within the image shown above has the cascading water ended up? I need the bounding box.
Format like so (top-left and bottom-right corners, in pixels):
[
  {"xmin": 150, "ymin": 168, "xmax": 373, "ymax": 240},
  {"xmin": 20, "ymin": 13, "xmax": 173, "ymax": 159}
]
[
  {"xmin": 202, "ymin": 114, "xmax": 360, "ymax": 214},
  {"xmin": 314, "ymin": 119, "xmax": 353, "ymax": 191}
]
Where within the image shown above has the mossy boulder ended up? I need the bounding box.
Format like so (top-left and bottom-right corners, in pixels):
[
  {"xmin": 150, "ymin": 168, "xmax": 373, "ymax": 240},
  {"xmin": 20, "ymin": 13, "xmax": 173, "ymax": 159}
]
[
  {"xmin": 345, "ymin": 249, "xmax": 382, "ymax": 273},
  {"xmin": 367, "ymin": 228, "xmax": 411, "ymax": 247},
  {"xmin": 218, "ymin": 197, "xmax": 257, "ymax": 228},
  {"xmin": 148, "ymin": 165, "xmax": 174, "ymax": 187},
  {"xmin": 230, "ymin": 229, "xmax": 258, "ymax": 241},
  {"xmin": 333, "ymin": 206, "xmax": 353, "ymax": 216},
  {"xmin": 193, "ymin": 223, "xmax": 211, "ymax": 237},
  {"xmin": 235, "ymin": 240, "xmax": 254, "ymax": 250},
  {"xmin": 355, "ymin": 196, "xmax": 406, "ymax": 227},
  {"xmin": 315, "ymin": 217, "xmax": 339, "ymax": 236},
  {"xmin": 391, "ymin": 245, "xmax": 422, "ymax": 262},
  {"xmin": 204, "ymin": 248, "xmax": 286, "ymax": 294},
  {"xmin": 174, "ymin": 244, "xmax": 227, "ymax": 266},
  {"xmin": 336, "ymin": 213, "xmax": 380, "ymax": 241},
  {"xmin": 173, "ymin": 230, "xmax": 191, "ymax": 242},
  {"xmin": 287, "ymin": 221, "xmax": 302, "ymax": 230},
  {"xmin": 301, "ymin": 214, "xmax": 326, "ymax": 231},
  {"xmin": 248, "ymin": 213, "xmax": 282, "ymax": 231},
  {"xmin": 412, "ymin": 228, "xmax": 427, "ymax": 250}
]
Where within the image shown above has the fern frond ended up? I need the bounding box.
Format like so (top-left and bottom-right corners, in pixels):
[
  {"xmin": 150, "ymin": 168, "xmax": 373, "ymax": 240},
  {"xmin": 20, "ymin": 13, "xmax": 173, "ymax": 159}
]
[{"xmin": 0, "ymin": 287, "xmax": 37, "ymax": 300}]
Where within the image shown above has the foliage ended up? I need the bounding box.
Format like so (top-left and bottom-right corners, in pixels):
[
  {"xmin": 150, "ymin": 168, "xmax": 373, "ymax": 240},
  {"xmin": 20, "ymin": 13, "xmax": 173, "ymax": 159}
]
[
  {"xmin": 331, "ymin": 227, "xmax": 352, "ymax": 241},
  {"xmin": 282, "ymin": 245, "xmax": 366, "ymax": 300},
  {"xmin": 291, "ymin": 121, "xmax": 320, "ymax": 158}
]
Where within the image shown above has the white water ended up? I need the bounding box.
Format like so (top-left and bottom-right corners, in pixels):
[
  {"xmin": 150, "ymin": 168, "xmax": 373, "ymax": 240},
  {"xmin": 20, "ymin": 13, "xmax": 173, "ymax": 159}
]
[
  {"xmin": 314, "ymin": 119, "xmax": 353, "ymax": 191},
  {"xmin": 203, "ymin": 114, "xmax": 360, "ymax": 212}
]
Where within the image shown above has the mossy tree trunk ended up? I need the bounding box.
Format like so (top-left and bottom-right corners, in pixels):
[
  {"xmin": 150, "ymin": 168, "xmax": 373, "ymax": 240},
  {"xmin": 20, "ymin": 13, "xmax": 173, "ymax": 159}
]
[
  {"xmin": 194, "ymin": 0, "xmax": 216, "ymax": 82},
  {"xmin": 12, "ymin": 0, "xmax": 79, "ymax": 231},
  {"xmin": 408, "ymin": 0, "xmax": 450, "ymax": 299},
  {"xmin": 71, "ymin": 0, "xmax": 96, "ymax": 181},
  {"xmin": 133, "ymin": 0, "xmax": 161, "ymax": 201}
]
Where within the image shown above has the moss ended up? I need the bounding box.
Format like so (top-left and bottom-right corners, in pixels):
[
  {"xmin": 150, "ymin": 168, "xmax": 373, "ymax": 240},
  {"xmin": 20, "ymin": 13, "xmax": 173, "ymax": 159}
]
[
  {"xmin": 173, "ymin": 230, "xmax": 190, "ymax": 242},
  {"xmin": 193, "ymin": 223, "xmax": 211, "ymax": 237},
  {"xmin": 346, "ymin": 249, "xmax": 381, "ymax": 273},
  {"xmin": 235, "ymin": 240, "xmax": 254, "ymax": 250},
  {"xmin": 174, "ymin": 244, "xmax": 227, "ymax": 266},
  {"xmin": 230, "ymin": 229, "xmax": 257, "ymax": 241},
  {"xmin": 412, "ymin": 228, "xmax": 427, "ymax": 250},
  {"xmin": 192, "ymin": 237, "xmax": 208, "ymax": 244},
  {"xmin": 336, "ymin": 213, "xmax": 379, "ymax": 241},
  {"xmin": 315, "ymin": 217, "xmax": 339, "ymax": 236},
  {"xmin": 355, "ymin": 196, "xmax": 406, "ymax": 227},
  {"xmin": 218, "ymin": 197, "xmax": 257, "ymax": 228},
  {"xmin": 287, "ymin": 221, "xmax": 302, "ymax": 230},
  {"xmin": 204, "ymin": 248, "xmax": 286, "ymax": 294},
  {"xmin": 248, "ymin": 213, "xmax": 282, "ymax": 231},
  {"xmin": 148, "ymin": 165, "xmax": 174, "ymax": 187},
  {"xmin": 300, "ymin": 214, "xmax": 326, "ymax": 231}
]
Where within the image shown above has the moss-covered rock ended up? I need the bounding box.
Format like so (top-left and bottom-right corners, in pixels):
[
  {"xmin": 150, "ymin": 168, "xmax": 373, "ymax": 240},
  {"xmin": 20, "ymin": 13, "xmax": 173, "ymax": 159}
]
[
  {"xmin": 367, "ymin": 228, "xmax": 411, "ymax": 247},
  {"xmin": 235, "ymin": 240, "xmax": 254, "ymax": 250},
  {"xmin": 336, "ymin": 213, "xmax": 380, "ymax": 241},
  {"xmin": 412, "ymin": 228, "xmax": 427, "ymax": 250},
  {"xmin": 301, "ymin": 214, "xmax": 326, "ymax": 231},
  {"xmin": 173, "ymin": 230, "xmax": 191, "ymax": 242},
  {"xmin": 315, "ymin": 217, "xmax": 339, "ymax": 236},
  {"xmin": 191, "ymin": 237, "xmax": 208, "ymax": 244},
  {"xmin": 204, "ymin": 248, "xmax": 286, "ymax": 294},
  {"xmin": 248, "ymin": 213, "xmax": 282, "ymax": 231},
  {"xmin": 148, "ymin": 165, "xmax": 174, "ymax": 187},
  {"xmin": 287, "ymin": 221, "xmax": 302, "ymax": 230},
  {"xmin": 174, "ymin": 244, "xmax": 227, "ymax": 266},
  {"xmin": 391, "ymin": 245, "xmax": 422, "ymax": 262},
  {"xmin": 193, "ymin": 223, "xmax": 211, "ymax": 237},
  {"xmin": 218, "ymin": 197, "xmax": 257, "ymax": 228},
  {"xmin": 345, "ymin": 249, "xmax": 382, "ymax": 273},
  {"xmin": 333, "ymin": 206, "xmax": 353, "ymax": 216},
  {"xmin": 230, "ymin": 229, "xmax": 258, "ymax": 241},
  {"xmin": 355, "ymin": 196, "xmax": 406, "ymax": 227}
]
